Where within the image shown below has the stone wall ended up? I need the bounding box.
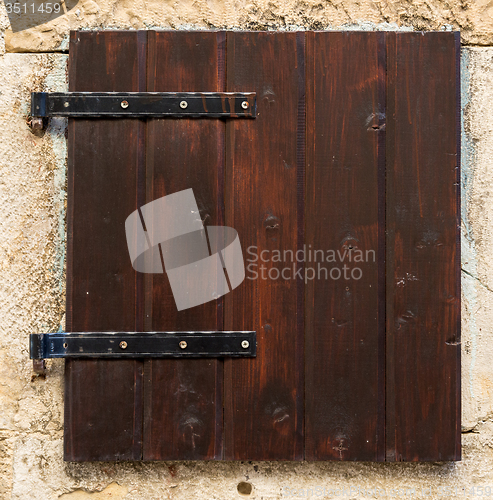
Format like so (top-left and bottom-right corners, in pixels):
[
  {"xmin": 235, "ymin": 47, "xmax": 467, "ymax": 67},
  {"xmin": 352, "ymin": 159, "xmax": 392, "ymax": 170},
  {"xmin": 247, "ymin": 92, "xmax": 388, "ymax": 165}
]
[{"xmin": 1, "ymin": 1, "xmax": 493, "ymax": 498}]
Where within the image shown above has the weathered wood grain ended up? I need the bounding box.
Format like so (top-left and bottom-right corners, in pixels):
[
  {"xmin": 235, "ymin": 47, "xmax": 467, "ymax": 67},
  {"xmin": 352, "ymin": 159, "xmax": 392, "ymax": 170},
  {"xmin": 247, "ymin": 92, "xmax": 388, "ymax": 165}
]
[
  {"xmin": 143, "ymin": 31, "xmax": 225, "ymax": 460},
  {"xmin": 385, "ymin": 32, "xmax": 461, "ymax": 461},
  {"xmin": 224, "ymin": 31, "xmax": 304, "ymax": 460},
  {"xmin": 305, "ymin": 32, "xmax": 385, "ymax": 461},
  {"xmin": 65, "ymin": 31, "xmax": 147, "ymax": 461},
  {"xmin": 64, "ymin": 30, "xmax": 460, "ymax": 462}
]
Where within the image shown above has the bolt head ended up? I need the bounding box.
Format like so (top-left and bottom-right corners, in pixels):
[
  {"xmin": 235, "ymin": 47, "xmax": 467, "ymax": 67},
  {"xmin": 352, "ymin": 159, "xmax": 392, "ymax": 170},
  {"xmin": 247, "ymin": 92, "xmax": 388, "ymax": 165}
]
[
  {"xmin": 29, "ymin": 117, "xmax": 44, "ymax": 131},
  {"xmin": 119, "ymin": 341, "xmax": 128, "ymax": 349},
  {"xmin": 179, "ymin": 341, "xmax": 187, "ymax": 349},
  {"xmin": 180, "ymin": 100, "xmax": 188, "ymax": 109},
  {"xmin": 241, "ymin": 101, "xmax": 249, "ymax": 110},
  {"xmin": 120, "ymin": 100, "xmax": 129, "ymax": 109},
  {"xmin": 241, "ymin": 340, "xmax": 249, "ymax": 349}
]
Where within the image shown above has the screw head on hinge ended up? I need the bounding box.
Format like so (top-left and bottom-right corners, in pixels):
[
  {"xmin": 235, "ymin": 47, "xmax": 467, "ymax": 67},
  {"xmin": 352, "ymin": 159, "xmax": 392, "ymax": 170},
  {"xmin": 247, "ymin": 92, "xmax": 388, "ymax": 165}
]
[
  {"xmin": 119, "ymin": 341, "xmax": 128, "ymax": 349},
  {"xmin": 241, "ymin": 101, "xmax": 249, "ymax": 110},
  {"xmin": 179, "ymin": 341, "xmax": 187, "ymax": 349},
  {"xmin": 120, "ymin": 100, "xmax": 129, "ymax": 109},
  {"xmin": 179, "ymin": 101, "xmax": 188, "ymax": 109},
  {"xmin": 241, "ymin": 340, "xmax": 249, "ymax": 349}
]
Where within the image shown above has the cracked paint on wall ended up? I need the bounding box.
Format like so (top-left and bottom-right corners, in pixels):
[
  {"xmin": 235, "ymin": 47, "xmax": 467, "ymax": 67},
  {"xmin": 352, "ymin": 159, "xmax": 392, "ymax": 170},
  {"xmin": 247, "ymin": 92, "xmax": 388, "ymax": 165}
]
[
  {"xmin": 459, "ymin": 48, "xmax": 493, "ymax": 431},
  {"xmin": 2, "ymin": 0, "xmax": 493, "ymax": 52},
  {"xmin": 460, "ymin": 47, "xmax": 479, "ymax": 409}
]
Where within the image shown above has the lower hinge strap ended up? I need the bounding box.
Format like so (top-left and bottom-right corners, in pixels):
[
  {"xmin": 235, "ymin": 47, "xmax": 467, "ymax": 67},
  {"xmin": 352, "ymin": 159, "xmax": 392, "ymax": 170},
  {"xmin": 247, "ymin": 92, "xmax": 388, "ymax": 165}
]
[{"xmin": 30, "ymin": 331, "xmax": 256, "ymax": 359}]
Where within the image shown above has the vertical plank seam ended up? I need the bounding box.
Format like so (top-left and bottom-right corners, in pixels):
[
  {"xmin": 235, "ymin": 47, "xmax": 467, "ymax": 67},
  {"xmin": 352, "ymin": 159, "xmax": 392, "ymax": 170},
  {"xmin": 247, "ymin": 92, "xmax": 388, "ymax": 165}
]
[
  {"xmin": 223, "ymin": 32, "xmax": 235, "ymax": 460},
  {"xmin": 135, "ymin": 29, "xmax": 148, "ymax": 460},
  {"xmin": 303, "ymin": 31, "xmax": 314, "ymax": 459},
  {"xmin": 384, "ymin": 31, "xmax": 397, "ymax": 462},
  {"xmin": 135, "ymin": 31, "xmax": 147, "ymax": 332},
  {"xmin": 296, "ymin": 31, "xmax": 306, "ymax": 461},
  {"xmin": 216, "ymin": 30, "xmax": 227, "ymax": 460},
  {"xmin": 142, "ymin": 30, "xmax": 155, "ymax": 460},
  {"xmin": 377, "ymin": 31, "xmax": 387, "ymax": 462}
]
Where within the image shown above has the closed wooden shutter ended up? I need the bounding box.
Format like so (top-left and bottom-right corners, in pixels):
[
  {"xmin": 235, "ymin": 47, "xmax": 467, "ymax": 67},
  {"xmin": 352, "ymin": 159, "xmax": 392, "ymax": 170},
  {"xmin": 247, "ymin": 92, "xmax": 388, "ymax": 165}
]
[{"xmin": 64, "ymin": 30, "xmax": 460, "ymax": 461}]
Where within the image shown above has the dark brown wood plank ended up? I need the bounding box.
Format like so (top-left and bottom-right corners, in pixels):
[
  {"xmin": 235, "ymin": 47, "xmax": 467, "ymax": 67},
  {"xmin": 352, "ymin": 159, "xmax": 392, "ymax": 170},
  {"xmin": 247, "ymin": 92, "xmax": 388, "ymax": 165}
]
[
  {"xmin": 223, "ymin": 31, "xmax": 304, "ymax": 460},
  {"xmin": 64, "ymin": 31, "xmax": 147, "ymax": 461},
  {"xmin": 385, "ymin": 32, "xmax": 460, "ymax": 461},
  {"xmin": 142, "ymin": 31, "xmax": 225, "ymax": 460},
  {"xmin": 304, "ymin": 32, "xmax": 385, "ymax": 461}
]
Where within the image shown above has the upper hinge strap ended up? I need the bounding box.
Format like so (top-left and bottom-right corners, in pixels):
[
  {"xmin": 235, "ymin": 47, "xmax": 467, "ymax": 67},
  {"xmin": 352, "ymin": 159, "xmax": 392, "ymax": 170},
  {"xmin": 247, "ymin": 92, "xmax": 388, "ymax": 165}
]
[{"xmin": 31, "ymin": 92, "xmax": 257, "ymax": 118}]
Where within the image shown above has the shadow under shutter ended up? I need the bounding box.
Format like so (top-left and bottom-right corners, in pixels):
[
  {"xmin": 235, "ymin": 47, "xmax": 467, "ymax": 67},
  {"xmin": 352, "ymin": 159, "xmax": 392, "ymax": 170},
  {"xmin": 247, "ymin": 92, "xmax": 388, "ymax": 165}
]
[{"xmin": 63, "ymin": 30, "xmax": 460, "ymax": 461}]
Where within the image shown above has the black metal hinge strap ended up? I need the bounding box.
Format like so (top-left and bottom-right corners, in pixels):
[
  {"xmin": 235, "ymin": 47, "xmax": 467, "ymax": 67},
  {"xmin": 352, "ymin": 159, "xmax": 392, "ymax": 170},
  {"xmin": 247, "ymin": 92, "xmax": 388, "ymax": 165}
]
[
  {"xmin": 31, "ymin": 92, "xmax": 257, "ymax": 118},
  {"xmin": 30, "ymin": 331, "xmax": 256, "ymax": 359}
]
